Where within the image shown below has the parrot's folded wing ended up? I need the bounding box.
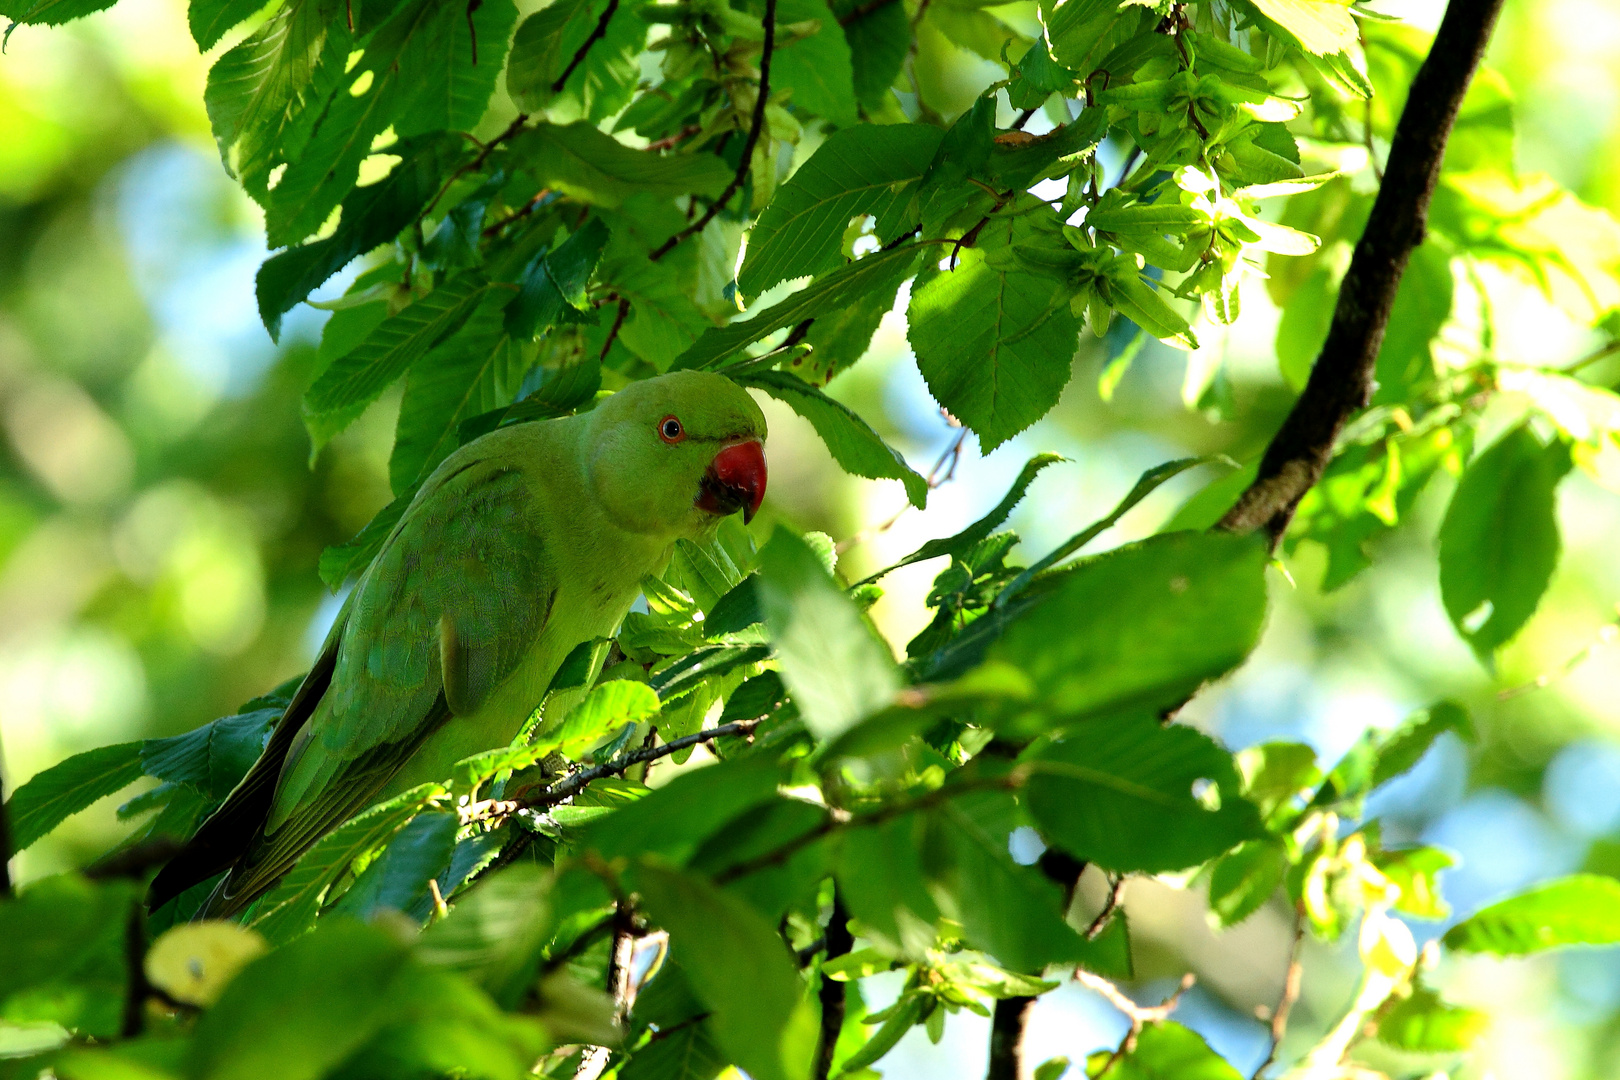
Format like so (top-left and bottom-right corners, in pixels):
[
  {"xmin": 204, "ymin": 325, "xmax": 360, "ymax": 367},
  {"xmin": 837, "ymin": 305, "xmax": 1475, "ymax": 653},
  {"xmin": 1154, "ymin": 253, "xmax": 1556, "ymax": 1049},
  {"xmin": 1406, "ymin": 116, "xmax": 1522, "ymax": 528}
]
[{"xmin": 156, "ymin": 440, "xmax": 562, "ymax": 916}]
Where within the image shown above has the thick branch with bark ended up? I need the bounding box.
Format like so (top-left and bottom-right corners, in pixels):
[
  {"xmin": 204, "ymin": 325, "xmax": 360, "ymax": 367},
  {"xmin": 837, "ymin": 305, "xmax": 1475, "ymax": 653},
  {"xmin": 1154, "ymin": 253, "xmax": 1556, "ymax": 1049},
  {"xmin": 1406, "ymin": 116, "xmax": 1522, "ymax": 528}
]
[{"xmin": 1217, "ymin": 0, "xmax": 1508, "ymax": 541}]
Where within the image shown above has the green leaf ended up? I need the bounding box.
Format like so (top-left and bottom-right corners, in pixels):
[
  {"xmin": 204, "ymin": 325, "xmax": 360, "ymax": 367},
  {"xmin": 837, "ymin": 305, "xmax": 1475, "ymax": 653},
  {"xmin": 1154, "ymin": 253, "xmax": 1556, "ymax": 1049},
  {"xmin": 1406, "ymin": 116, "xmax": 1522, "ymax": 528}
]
[
  {"xmin": 319, "ymin": 493, "xmax": 409, "ymax": 589},
  {"xmin": 390, "ymin": 307, "xmax": 531, "ymax": 494},
  {"xmin": 204, "ymin": 2, "xmax": 345, "ymax": 193},
  {"xmin": 739, "ymin": 124, "xmax": 941, "ymax": 295},
  {"xmin": 0, "ymin": 0, "xmax": 117, "ymax": 25},
  {"xmin": 1104, "ymin": 1021, "xmax": 1244, "ymax": 1080},
  {"xmin": 579, "ymin": 756, "xmax": 783, "ymax": 864},
  {"xmin": 834, "ymin": 0, "xmax": 909, "ymax": 111},
  {"xmin": 836, "ymin": 815, "xmax": 940, "ymax": 956},
  {"xmin": 838, "ymin": 992, "xmax": 924, "ymax": 1074},
  {"xmin": 798, "ymin": 248, "xmax": 913, "ymax": 385},
  {"xmin": 504, "ymin": 217, "xmax": 611, "ymax": 340},
  {"xmin": 1024, "ymin": 713, "xmax": 1263, "ymax": 873},
  {"xmin": 190, "ymin": 0, "xmax": 267, "ymax": 50},
  {"xmin": 1443, "ymin": 875, "xmax": 1620, "ymax": 955},
  {"xmin": 189, "ymin": 921, "xmax": 411, "ymax": 1080},
  {"xmin": 1000, "ymin": 456, "xmax": 1226, "ymax": 605},
  {"xmin": 417, "ymin": 864, "xmax": 556, "ymax": 1008},
  {"xmin": 257, "ymin": 133, "xmax": 467, "ymax": 340},
  {"xmin": 553, "ymin": 679, "xmax": 662, "ymax": 758},
  {"xmin": 1375, "ymin": 984, "xmax": 1487, "ymax": 1053},
  {"xmin": 508, "ymin": 0, "xmax": 645, "ymax": 118},
  {"xmin": 1044, "ymin": 0, "xmax": 1154, "ymax": 75},
  {"xmin": 620, "ymin": 1020, "xmax": 728, "ymax": 1080},
  {"xmin": 508, "ymin": 122, "xmax": 734, "ymax": 208},
  {"xmin": 738, "ymin": 370, "xmax": 926, "ymax": 507},
  {"xmin": 1372, "ymin": 846, "xmax": 1455, "ymax": 921},
  {"xmin": 142, "ymin": 708, "xmax": 280, "ymax": 801},
  {"xmin": 1372, "ymin": 701, "xmax": 1474, "ymax": 789},
  {"xmin": 1372, "ymin": 244, "xmax": 1453, "ymax": 405},
  {"xmin": 304, "ymin": 270, "xmax": 493, "ymax": 442},
  {"xmin": 0, "ymin": 875, "xmax": 135, "ymax": 1040},
  {"xmin": 633, "ymin": 865, "xmax": 807, "ymax": 1080},
  {"xmin": 1207, "ymin": 840, "xmax": 1287, "ymax": 927},
  {"xmin": 1438, "ymin": 424, "xmax": 1572, "ymax": 658},
  {"xmin": 675, "ymin": 245, "xmax": 924, "ymax": 371},
  {"xmin": 1236, "ymin": 0, "xmax": 1358, "ymax": 57},
  {"xmin": 993, "ymin": 531, "xmax": 1270, "ymax": 725},
  {"xmin": 772, "ymin": 0, "xmax": 858, "ymax": 127},
  {"xmin": 334, "ymin": 811, "xmax": 458, "ymax": 921},
  {"xmin": 862, "ymin": 454, "xmax": 1064, "ymax": 584},
  {"xmin": 247, "ymin": 785, "xmax": 444, "ymax": 945},
  {"xmin": 4, "ymin": 743, "xmax": 144, "ymax": 852},
  {"xmin": 757, "ymin": 527, "xmax": 899, "ymax": 740},
  {"xmin": 907, "ymin": 219, "xmax": 1078, "ymax": 450},
  {"xmin": 940, "ymin": 792, "xmax": 1090, "ymax": 972}
]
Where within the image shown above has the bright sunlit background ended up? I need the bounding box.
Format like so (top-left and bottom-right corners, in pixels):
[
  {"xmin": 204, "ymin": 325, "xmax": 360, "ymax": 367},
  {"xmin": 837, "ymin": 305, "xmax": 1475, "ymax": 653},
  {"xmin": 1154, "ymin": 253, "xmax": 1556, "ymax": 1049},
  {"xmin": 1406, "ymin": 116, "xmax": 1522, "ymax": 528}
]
[{"xmin": 2, "ymin": 0, "xmax": 1619, "ymax": 1076}]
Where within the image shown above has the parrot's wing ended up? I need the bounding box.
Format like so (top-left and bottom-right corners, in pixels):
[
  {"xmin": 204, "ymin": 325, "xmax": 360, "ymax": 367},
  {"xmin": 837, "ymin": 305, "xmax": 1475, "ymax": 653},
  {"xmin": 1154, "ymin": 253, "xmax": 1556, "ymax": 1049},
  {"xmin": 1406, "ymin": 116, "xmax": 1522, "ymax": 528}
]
[
  {"xmin": 145, "ymin": 601, "xmax": 352, "ymax": 911},
  {"xmin": 198, "ymin": 447, "xmax": 558, "ymax": 914}
]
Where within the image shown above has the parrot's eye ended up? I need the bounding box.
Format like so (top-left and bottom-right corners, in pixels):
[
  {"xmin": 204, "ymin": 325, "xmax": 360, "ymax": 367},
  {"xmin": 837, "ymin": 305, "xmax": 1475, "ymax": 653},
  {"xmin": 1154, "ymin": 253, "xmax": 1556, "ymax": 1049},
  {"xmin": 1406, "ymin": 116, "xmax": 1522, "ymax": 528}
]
[{"xmin": 658, "ymin": 415, "xmax": 686, "ymax": 444}]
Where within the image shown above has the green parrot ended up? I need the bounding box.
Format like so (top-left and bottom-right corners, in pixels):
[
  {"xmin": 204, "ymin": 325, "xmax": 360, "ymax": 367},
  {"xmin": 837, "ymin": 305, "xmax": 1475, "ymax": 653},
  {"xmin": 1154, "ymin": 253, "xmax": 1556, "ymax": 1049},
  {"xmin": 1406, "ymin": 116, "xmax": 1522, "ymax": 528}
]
[{"xmin": 148, "ymin": 371, "xmax": 767, "ymax": 915}]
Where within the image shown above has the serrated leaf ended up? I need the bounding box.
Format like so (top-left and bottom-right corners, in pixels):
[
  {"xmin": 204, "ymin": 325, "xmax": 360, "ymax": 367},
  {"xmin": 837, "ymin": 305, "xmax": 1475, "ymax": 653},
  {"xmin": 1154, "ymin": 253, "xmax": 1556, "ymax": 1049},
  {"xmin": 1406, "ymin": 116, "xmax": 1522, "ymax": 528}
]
[
  {"xmin": 508, "ymin": 122, "xmax": 734, "ymax": 208},
  {"xmin": 1438, "ymin": 424, "xmax": 1571, "ymax": 659},
  {"xmin": 1104, "ymin": 1021, "xmax": 1244, "ymax": 1080},
  {"xmin": 189, "ymin": 0, "xmax": 267, "ymax": 50},
  {"xmin": 247, "ymin": 785, "xmax": 444, "ymax": 945},
  {"xmin": 1025, "ymin": 714, "xmax": 1263, "ymax": 873},
  {"xmin": 738, "ymin": 370, "xmax": 926, "ymax": 507},
  {"xmin": 676, "ymin": 245, "xmax": 923, "ymax": 371},
  {"xmin": 758, "ymin": 527, "xmax": 899, "ymax": 740},
  {"xmin": 1238, "ymin": 0, "xmax": 1358, "ymax": 57},
  {"xmin": 3, "ymin": 743, "xmax": 144, "ymax": 852},
  {"xmin": 862, "ymin": 454, "xmax": 1064, "ymax": 585},
  {"xmin": 1207, "ymin": 840, "xmax": 1287, "ymax": 927},
  {"xmin": 907, "ymin": 223, "xmax": 1078, "ymax": 450},
  {"xmin": 257, "ymin": 133, "xmax": 468, "ymax": 340},
  {"xmin": 634, "ymin": 865, "xmax": 806, "ymax": 1080},
  {"xmin": 1443, "ymin": 874, "xmax": 1620, "ymax": 955},
  {"xmin": 772, "ymin": 0, "xmax": 858, "ymax": 126},
  {"xmin": 739, "ymin": 124, "xmax": 941, "ymax": 295},
  {"xmin": 1375, "ymin": 984, "xmax": 1487, "ymax": 1052},
  {"xmin": 304, "ymin": 270, "xmax": 493, "ymax": 442},
  {"xmin": 334, "ymin": 811, "xmax": 458, "ymax": 921}
]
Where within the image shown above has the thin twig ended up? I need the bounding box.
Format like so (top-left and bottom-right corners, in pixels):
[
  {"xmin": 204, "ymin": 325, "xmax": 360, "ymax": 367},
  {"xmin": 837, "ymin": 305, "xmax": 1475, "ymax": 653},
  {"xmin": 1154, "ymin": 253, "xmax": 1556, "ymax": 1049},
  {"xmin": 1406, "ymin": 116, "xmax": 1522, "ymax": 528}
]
[
  {"xmin": 120, "ymin": 900, "xmax": 149, "ymax": 1037},
  {"xmin": 835, "ymin": 420, "xmax": 966, "ymax": 555},
  {"xmin": 1560, "ymin": 338, "xmax": 1620, "ymax": 374},
  {"xmin": 1079, "ymin": 971, "xmax": 1196, "ymax": 1077},
  {"xmin": 554, "ymin": 0, "xmax": 621, "ymax": 93},
  {"xmin": 600, "ymin": 298, "xmax": 631, "ymax": 361},
  {"xmin": 1253, "ymin": 907, "xmax": 1306, "ymax": 1079},
  {"xmin": 650, "ymin": 0, "xmax": 778, "ymax": 260},
  {"xmin": 461, "ymin": 717, "xmax": 766, "ymax": 827},
  {"xmin": 483, "ymin": 189, "xmax": 553, "ymax": 238},
  {"xmin": 1086, "ymin": 875, "xmax": 1124, "ymax": 940},
  {"xmin": 1216, "ymin": 0, "xmax": 1508, "ymax": 543}
]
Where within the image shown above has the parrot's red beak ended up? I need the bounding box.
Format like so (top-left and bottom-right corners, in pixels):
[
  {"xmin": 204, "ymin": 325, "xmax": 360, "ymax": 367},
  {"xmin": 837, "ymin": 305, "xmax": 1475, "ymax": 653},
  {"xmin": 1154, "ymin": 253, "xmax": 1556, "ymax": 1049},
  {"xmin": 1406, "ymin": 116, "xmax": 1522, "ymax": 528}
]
[{"xmin": 697, "ymin": 440, "xmax": 767, "ymax": 523}]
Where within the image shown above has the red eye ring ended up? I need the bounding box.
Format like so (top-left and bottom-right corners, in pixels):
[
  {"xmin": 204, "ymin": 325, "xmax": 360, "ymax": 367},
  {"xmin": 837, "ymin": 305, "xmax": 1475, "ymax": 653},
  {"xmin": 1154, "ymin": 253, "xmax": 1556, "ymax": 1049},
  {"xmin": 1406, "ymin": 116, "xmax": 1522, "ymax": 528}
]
[{"xmin": 658, "ymin": 415, "xmax": 686, "ymax": 444}]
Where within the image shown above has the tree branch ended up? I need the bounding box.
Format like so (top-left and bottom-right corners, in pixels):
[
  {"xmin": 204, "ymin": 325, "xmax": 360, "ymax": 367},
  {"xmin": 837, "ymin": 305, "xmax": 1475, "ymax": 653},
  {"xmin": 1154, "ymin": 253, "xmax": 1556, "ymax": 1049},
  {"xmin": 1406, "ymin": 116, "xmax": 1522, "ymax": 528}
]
[
  {"xmin": 1216, "ymin": 0, "xmax": 1508, "ymax": 542},
  {"xmin": 986, "ymin": 997, "xmax": 1033, "ymax": 1080},
  {"xmin": 649, "ymin": 0, "xmax": 777, "ymax": 261},
  {"xmin": 1253, "ymin": 907, "xmax": 1306, "ymax": 1079},
  {"xmin": 813, "ymin": 889, "xmax": 854, "ymax": 1080}
]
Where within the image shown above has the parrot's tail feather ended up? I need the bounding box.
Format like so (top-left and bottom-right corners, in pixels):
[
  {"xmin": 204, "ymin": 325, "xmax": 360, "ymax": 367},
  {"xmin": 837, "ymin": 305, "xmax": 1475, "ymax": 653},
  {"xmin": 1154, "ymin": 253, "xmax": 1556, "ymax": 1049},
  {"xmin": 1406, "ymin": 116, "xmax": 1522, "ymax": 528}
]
[{"xmin": 147, "ymin": 621, "xmax": 346, "ymax": 912}]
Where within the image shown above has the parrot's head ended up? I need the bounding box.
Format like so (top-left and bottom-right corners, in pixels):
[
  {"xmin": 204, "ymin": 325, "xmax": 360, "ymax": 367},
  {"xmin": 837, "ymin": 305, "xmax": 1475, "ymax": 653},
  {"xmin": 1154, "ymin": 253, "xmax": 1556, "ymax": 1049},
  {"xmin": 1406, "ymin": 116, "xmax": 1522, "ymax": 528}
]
[{"xmin": 586, "ymin": 371, "xmax": 768, "ymax": 536}]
